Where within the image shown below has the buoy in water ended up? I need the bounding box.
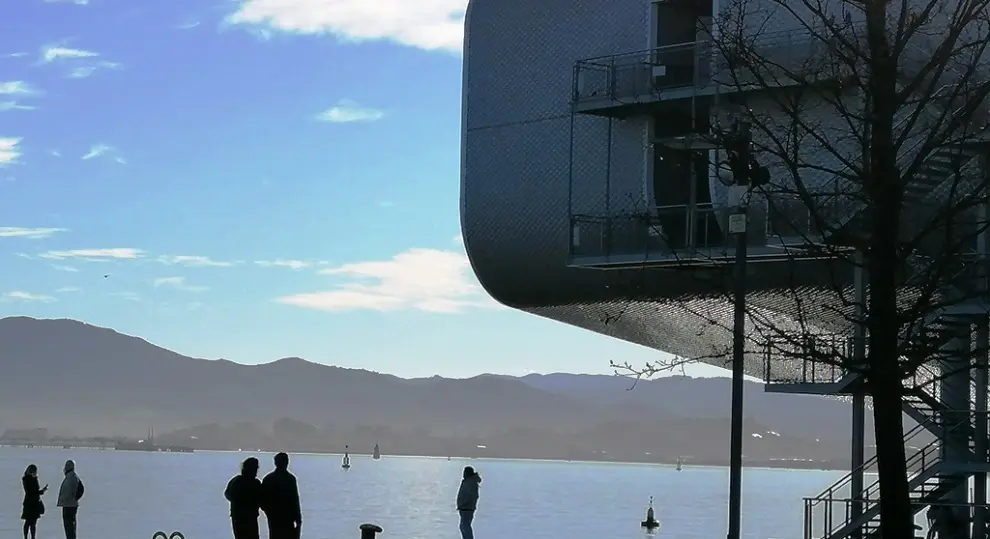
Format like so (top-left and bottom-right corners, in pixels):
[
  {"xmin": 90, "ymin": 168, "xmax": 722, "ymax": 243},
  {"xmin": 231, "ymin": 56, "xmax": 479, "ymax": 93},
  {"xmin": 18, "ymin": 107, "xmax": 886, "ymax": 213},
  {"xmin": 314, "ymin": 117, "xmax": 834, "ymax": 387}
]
[{"xmin": 641, "ymin": 496, "xmax": 660, "ymax": 530}]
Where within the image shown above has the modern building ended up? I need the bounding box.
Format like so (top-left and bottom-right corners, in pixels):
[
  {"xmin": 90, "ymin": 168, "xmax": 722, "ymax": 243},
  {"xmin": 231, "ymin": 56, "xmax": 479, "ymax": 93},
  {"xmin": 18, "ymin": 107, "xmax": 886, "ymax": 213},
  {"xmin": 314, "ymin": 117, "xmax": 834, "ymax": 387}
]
[{"xmin": 460, "ymin": 0, "xmax": 990, "ymax": 538}]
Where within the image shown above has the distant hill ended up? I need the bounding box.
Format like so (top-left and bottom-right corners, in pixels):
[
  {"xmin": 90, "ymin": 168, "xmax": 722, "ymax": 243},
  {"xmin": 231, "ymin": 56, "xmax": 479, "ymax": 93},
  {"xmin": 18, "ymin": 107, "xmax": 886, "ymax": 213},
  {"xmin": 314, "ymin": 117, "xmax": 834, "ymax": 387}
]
[{"xmin": 0, "ymin": 316, "xmax": 883, "ymax": 466}]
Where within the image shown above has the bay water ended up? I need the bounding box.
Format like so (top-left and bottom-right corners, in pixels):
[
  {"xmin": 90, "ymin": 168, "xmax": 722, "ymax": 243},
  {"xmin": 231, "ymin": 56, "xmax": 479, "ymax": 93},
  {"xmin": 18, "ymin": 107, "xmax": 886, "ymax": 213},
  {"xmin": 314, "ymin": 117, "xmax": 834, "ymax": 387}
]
[{"xmin": 0, "ymin": 448, "xmax": 852, "ymax": 539}]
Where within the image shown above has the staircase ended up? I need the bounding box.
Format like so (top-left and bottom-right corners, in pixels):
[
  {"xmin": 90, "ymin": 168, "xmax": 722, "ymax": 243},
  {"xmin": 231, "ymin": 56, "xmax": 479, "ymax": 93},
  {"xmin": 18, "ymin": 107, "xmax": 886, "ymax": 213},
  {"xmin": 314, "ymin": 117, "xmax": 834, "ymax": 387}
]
[{"xmin": 798, "ymin": 361, "xmax": 986, "ymax": 539}]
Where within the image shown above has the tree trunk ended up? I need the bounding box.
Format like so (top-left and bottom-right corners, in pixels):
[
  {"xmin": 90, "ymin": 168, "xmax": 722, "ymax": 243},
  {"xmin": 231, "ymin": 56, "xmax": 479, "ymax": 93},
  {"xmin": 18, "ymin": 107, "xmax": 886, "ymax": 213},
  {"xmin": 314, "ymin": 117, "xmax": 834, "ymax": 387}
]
[{"xmin": 863, "ymin": 1, "xmax": 917, "ymax": 535}]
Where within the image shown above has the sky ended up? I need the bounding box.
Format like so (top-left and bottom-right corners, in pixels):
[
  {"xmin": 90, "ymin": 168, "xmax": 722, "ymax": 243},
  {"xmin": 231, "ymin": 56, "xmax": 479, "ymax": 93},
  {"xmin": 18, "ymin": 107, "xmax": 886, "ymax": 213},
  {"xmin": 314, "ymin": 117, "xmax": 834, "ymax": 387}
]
[{"xmin": 0, "ymin": 0, "xmax": 731, "ymax": 379}]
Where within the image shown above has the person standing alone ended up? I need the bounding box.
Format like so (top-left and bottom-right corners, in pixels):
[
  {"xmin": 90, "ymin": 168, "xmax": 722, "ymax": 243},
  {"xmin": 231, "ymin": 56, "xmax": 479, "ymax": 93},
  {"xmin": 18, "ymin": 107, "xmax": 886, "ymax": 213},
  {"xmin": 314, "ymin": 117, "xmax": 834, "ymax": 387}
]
[
  {"xmin": 56, "ymin": 460, "xmax": 84, "ymax": 539},
  {"xmin": 456, "ymin": 466, "xmax": 482, "ymax": 539},
  {"xmin": 225, "ymin": 457, "xmax": 263, "ymax": 539},
  {"xmin": 261, "ymin": 452, "xmax": 302, "ymax": 539}
]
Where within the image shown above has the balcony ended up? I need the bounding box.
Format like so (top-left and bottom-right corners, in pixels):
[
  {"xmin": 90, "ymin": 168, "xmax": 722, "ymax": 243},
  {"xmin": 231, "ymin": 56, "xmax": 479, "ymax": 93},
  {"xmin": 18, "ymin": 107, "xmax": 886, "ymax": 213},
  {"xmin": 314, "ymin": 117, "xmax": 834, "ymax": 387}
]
[
  {"xmin": 569, "ymin": 196, "xmax": 842, "ymax": 269},
  {"xmin": 572, "ymin": 26, "xmax": 857, "ymax": 117}
]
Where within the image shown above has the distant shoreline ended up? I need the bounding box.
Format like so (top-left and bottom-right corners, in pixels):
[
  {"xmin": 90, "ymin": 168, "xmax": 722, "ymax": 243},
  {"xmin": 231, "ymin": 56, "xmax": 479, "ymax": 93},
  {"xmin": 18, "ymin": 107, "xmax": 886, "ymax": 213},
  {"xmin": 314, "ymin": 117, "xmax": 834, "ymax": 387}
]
[{"xmin": 0, "ymin": 444, "xmax": 851, "ymax": 472}]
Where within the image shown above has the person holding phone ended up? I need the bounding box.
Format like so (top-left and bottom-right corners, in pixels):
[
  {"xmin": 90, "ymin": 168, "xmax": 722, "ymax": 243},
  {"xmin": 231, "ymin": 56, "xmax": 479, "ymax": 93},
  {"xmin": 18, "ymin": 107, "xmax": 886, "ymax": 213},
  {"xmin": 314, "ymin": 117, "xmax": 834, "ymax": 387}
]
[{"xmin": 21, "ymin": 464, "xmax": 48, "ymax": 539}]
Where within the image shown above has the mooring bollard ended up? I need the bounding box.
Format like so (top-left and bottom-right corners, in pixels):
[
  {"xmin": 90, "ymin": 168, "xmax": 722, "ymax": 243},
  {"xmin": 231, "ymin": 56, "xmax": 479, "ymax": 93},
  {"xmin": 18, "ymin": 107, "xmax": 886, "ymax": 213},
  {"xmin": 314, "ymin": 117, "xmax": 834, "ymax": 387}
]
[
  {"xmin": 359, "ymin": 523, "xmax": 383, "ymax": 539},
  {"xmin": 151, "ymin": 531, "xmax": 184, "ymax": 539}
]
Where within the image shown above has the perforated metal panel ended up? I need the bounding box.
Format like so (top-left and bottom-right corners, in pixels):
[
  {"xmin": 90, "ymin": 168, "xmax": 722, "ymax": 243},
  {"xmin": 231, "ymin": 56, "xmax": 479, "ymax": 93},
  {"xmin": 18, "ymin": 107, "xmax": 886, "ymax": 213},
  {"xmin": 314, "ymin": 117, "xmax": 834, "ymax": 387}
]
[{"xmin": 460, "ymin": 0, "xmax": 858, "ymax": 383}]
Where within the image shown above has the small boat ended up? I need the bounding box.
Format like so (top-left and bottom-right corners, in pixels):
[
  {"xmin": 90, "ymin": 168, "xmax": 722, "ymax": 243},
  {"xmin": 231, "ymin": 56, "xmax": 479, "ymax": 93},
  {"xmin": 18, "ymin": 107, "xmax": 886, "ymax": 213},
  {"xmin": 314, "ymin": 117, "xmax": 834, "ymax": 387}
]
[
  {"xmin": 372, "ymin": 443, "xmax": 381, "ymax": 460},
  {"xmin": 342, "ymin": 445, "xmax": 351, "ymax": 469},
  {"xmin": 676, "ymin": 456, "xmax": 683, "ymax": 471}
]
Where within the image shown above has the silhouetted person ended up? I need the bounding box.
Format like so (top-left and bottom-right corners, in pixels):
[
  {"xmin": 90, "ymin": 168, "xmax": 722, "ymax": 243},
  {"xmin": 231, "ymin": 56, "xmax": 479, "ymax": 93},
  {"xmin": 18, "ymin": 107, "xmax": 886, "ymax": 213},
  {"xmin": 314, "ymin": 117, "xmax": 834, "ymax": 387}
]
[
  {"xmin": 56, "ymin": 460, "xmax": 83, "ymax": 539},
  {"xmin": 21, "ymin": 464, "xmax": 48, "ymax": 539},
  {"xmin": 262, "ymin": 452, "xmax": 302, "ymax": 539},
  {"xmin": 456, "ymin": 466, "xmax": 482, "ymax": 539},
  {"xmin": 225, "ymin": 457, "xmax": 263, "ymax": 539}
]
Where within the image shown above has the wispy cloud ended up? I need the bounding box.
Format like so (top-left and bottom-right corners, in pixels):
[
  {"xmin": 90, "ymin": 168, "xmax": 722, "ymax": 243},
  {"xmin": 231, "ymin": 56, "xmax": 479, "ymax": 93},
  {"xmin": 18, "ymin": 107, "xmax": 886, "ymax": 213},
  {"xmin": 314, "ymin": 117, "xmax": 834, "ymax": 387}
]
[
  {"xmin": 51, "ymin": 265, "xmax": 78, "ymax": 272},
  {"xmin": 314, "ymin": 100, "xmax": 384, "ymax": 123},
  {"xmin": 276, "ymin": 247, "xmax": 499, "ymax": 314},
  {"xmin": 0, "ymin": 81, "xmax": 36, "ymax": 95},
  {"xmin": 0, "ymin": 101, "xmax": 36, "ymax": 112},
  {"xmin": 40, "ymin": 45, "xmax": 98, "ymax": 64},
  {"xmin": 81, "ymin": 144, "xmax": 125, "ymax": 163},
  {"xmin": 111, "ymin": 291, "xmax": 141, "ymax": 302},
  {"xmin": 255, "ymin": 259, "xmax": 323, "ymax": 270},
  {"xmin": 2, "ymin": 291, "xmax": 56, "ymax": 303},
  {"xmin": 43, "ymin": 0, "xmax": 90, "ymax": 5},
  {"xmin": 176, "ymin": 20, "xmax": 201, "ymax": 30},
  {"xmin": 0, "ymin": 227, "xmax": 67, "ymax": 239},
  {"xmin": 225, "ymin": 0, "xmax": 466, "ymax": 52},
  {"xmin": 39, "ymin": 248, "xmax": 144, "ymax": 261},
  {"xmin": 153, "ymin": 276, "xmax": 209, "ymax": 292},
  {"xmin": 157, "ymin": 255, "xmax": 234, "ymax": 267},
  {"xmin": 67, "ymin": 61, "xmax": 122, "ymax": 79},
  {"xmin": 1, "ymin": 53, "xmax": 28, "ymax": 58},
  {"xmin": 55, "ymin": 286, "xmax": 80, "ymax": 293},
  {"xmin": 0, "ymin": 138, "xmax": 22, "ymax": 166}
]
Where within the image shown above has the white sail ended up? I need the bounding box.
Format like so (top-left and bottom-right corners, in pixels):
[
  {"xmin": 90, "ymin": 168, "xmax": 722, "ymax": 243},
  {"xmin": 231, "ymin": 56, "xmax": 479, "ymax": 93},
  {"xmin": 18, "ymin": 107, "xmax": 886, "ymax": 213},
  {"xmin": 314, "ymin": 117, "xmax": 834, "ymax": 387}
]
[
  {"xmin": 342, "ymin": 445, "xmax": 351, "ymax": 468},
  {"xmin": 372, "ymin": 443, "xmax": 381, "ymax": 460}
]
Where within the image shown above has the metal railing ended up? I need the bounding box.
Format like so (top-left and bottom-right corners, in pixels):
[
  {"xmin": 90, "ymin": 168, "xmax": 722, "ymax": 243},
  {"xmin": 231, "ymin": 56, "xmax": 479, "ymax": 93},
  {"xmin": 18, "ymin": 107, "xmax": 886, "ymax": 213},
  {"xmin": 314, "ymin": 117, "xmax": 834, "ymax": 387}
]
[
  {"xmin": 804, "ymin": 411, "xmax": 989, "ymax": 539},
  {"xmin": 573, "ymin": 25, "xmax": 865, "ymax": 106},
  {"xmin": 568, "ymin": 201, "xmax": 779, "ymax": 260},
  {"xmin": 570, "ymin": 203, "xmax": 742, "ymax": 260},
  {"xmin": 805, "ymin": 500, "xmax": 990, "ymax": 539},
  {"xmin": 761, "ymin": 334, "xmax": 852, "ymax": 385}
]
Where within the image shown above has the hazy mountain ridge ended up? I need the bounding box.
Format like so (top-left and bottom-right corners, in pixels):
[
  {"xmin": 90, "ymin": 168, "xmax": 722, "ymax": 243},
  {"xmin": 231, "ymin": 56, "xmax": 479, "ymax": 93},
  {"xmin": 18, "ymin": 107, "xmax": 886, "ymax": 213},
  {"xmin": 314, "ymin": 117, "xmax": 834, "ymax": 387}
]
[{"xmin": 0, "ymin": 316, "xmax": 874, "ymax": 466}]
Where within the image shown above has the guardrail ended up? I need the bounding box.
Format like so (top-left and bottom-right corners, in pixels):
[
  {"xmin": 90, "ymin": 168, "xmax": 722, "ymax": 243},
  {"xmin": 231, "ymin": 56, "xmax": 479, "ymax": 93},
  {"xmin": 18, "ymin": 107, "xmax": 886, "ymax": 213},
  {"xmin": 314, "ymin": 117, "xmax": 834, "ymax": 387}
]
[
  {"xmin": 761, "ymin": 334, "xmax": 851, "ymax": 385},
  {"xmin": 573, "ymin": 24, "xmax": 865, "ymax": 105},
  {"xmin": 570, "ymin": 203, "xmax": 771, "ymax": 260}
]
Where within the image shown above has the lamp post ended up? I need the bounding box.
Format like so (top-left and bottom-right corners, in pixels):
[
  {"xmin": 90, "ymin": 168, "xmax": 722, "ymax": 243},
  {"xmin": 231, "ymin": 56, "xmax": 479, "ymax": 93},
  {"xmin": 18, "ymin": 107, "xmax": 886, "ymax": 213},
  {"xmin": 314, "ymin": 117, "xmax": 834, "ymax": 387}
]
[{"xmin": 724, "ymin": 119, "xmax": 769, "ymax": 539}]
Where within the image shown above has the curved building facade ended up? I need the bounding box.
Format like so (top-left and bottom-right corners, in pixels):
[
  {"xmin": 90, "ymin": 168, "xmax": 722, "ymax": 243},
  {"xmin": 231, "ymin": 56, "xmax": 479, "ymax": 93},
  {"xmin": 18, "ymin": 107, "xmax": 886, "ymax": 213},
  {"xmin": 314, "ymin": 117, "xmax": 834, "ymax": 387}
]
[{"xmin": 459, "ymin": 0, "xmax": 855, "ymax": 378}]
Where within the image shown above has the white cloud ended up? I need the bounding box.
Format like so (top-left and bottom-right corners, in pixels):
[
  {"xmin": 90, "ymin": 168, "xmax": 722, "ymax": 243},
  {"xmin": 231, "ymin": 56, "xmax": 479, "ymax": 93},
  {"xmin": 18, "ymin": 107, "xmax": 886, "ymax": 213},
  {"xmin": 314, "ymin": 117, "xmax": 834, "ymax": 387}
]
[
  {"xmin": 51, "ymin": 265, "xmax": 78, "ymax": 272},
  {"xmin": 315, "ymin": 100, "xmax": 384, "ymax": 123},
  {"xmin": 40, "ymin": 45, "xmax": 98, "ymax": 63},
  {"xmin": 55, "ymin": 286, "xmax": 80, "ymax": 293},
  {"xmin": 43, "ymin": 0, "xmax": 90, "ymax": 4},
  {"xmin": 67, "ymin": 61, "xmax": 121, "ymax": 79},
  {"xmin": 0, "ymin": 138, "xmax": 22, "ymax": 165},
  {"xmin": 111, "ymin": 291, "xmax": 141, "ymax": 302},
  {"xmin": 39, "ymin": 248, "xmax": 144, "ymax": 261},
  {"xmin": 0, "ymin": 227, "xmax": 66, "ymax": 239},
  {"xmin": 3, "ymin": 291, "xmax": 56, "ymax": 303},
  {"xmin": 157, "ymin": 255, "xmax": 234, "ymax": 267},
  {"xmin": 153, "ymin": 276, "xmax": 209, "ymax": 292},
  {"xmin": 276, "ymin": 247, "xmax": 498, "ymax": 314},
  {"xmin": 177, "ymin": 21, "xmax": 201, "ymax": 30},
  {"xmin": 226, "ymin": 0, "xmax": 466, "ymax": 52},
  {"xmin": 0, "ymin": 81, "xmax": 36, "ymax": 95},
  {"xmin": 81, "ymin": 143, "xmax": 125, "ymax": 163},
  {"xmin": 0, "ymin": 101, "xmax": 36, "ymax": 111},
  {"xmin": 255, "ymin": 259, "xmax": 319, "ymax": 270}
]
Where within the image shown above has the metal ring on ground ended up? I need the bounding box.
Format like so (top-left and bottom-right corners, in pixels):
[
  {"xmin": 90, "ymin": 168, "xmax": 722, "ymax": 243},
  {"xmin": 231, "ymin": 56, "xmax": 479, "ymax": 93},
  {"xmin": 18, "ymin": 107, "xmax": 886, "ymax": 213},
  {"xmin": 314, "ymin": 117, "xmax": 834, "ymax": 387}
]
[
  {"xmin": 152, "ymin": 532, "xmax": 167, "ymax": 539},
  {"xmin": 169, "ymin": 532, "xmax": 185, "ymax": 539}
]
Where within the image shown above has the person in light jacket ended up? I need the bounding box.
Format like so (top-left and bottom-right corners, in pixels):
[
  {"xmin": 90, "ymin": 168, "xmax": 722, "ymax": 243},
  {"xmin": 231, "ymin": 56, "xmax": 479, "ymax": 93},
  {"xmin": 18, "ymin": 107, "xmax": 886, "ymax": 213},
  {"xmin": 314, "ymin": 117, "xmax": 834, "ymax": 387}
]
[
  {"xmin": 456, "ymin": 466, "xmax": 482, "ymax": 539},
  {"xmin": 55, "ymin": 460, "xmax": 84, "ymax": 539}
]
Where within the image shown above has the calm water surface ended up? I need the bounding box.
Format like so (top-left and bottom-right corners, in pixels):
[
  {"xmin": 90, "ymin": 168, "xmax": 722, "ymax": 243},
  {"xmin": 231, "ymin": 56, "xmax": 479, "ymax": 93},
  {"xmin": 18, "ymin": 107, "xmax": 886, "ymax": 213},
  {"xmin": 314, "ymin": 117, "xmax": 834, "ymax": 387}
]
[{"xmin": 0, "ymin": 448, "xmax": 843, "ymax": 539}]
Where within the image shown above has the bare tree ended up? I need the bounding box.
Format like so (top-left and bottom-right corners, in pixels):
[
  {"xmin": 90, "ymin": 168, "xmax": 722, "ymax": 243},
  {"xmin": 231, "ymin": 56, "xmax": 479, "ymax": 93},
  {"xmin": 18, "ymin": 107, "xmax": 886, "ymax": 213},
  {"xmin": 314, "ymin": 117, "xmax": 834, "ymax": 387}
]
[{"xmin": 608, "ymin": 0, "xmax": 990, "ymax": 537}]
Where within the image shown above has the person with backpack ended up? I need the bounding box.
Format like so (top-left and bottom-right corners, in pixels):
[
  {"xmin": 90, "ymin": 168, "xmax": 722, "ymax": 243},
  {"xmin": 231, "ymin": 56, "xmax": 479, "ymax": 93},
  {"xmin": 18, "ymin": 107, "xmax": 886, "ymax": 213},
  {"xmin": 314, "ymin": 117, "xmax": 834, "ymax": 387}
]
[{"xmin": 56, "ymin": 460, "xmax": 84, "ymax": 539}]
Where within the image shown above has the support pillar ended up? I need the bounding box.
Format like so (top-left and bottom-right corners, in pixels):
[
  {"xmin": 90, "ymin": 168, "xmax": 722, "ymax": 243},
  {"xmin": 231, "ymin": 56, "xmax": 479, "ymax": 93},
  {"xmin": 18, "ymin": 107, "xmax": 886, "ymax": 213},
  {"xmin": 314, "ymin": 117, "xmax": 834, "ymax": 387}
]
[
  {"xmin": 850, "ymin": 251, "xmax": 867, "ymax": 539},
  {"xmin": 975, "ymin": 320, "xmax": 988, "ymax": 539},
  {"xmin": 940, "ymin": 320, "xmax": 972, "ymax": 536}
]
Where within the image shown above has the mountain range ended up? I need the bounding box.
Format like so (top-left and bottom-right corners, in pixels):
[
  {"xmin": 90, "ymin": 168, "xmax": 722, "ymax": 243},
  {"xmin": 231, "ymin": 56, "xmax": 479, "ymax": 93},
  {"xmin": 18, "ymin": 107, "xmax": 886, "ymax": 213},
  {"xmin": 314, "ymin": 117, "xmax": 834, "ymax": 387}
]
[{"xmin": 0, "ymin": 316, "xmax": 884, "ymax": 467}]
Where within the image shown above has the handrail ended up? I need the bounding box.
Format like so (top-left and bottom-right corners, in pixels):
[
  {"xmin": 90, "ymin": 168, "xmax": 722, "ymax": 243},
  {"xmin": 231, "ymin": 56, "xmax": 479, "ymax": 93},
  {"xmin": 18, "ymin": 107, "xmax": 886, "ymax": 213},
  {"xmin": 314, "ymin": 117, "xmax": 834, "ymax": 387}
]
[
  {"xmin": 811, "ymin": 411, "xmax": 988, "ymax": 539},
  {"xmin": 808, "ymin": 415, "xmax": 937, "ymax": 505}
]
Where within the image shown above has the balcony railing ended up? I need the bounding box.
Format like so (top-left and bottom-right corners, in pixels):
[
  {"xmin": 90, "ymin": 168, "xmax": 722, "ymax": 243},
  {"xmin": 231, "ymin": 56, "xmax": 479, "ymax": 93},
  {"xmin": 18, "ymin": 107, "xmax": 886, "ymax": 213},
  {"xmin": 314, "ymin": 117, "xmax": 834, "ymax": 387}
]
[
  {"xmin": 573, "ymin": 25, "xmax": 864, "ymax": 108},
  {"xmin": 569, "ymin": 203, "xmax": 769, "ymax": 261}
]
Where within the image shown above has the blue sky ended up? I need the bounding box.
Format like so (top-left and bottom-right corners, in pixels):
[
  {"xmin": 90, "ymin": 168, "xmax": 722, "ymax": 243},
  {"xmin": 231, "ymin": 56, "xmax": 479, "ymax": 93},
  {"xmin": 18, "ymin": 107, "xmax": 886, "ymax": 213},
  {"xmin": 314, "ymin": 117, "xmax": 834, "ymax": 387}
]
[{"xmin": 0, "ymin": 0, "xmax": 727, "ymax": 379}]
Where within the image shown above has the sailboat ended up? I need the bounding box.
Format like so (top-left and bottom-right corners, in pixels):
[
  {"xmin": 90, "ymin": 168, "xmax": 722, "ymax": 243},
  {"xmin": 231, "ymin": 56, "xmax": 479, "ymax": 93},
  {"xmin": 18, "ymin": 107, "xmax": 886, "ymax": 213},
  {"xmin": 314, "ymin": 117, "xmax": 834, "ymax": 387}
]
[
  {"xmin": 675, "ymin": 456, "xmax": 683, "ymax": 471},
  {"xmin": 342, "ymin": 445, "xmax": 351, "ymax": 470},
  {"xmin": 372, "ymin": 443, "xmax": 381, "ymax": 460}
]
